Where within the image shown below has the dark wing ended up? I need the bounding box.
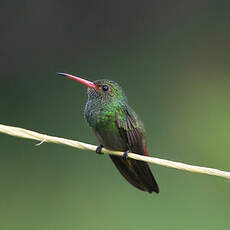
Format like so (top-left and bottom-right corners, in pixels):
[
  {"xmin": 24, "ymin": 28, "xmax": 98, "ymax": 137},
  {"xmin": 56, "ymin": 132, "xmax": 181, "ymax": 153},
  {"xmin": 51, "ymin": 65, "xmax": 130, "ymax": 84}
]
[{"xmin": 109, "ymin": 106, "xmax": 159, "ymax": 193}]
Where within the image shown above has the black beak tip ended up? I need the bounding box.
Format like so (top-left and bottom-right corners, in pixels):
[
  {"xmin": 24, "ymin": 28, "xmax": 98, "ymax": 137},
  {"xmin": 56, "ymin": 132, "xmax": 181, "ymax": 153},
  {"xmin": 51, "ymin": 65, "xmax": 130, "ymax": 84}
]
[{"xmin": 57, "ymin": 72, "xmax": 66, "ymax": 77}]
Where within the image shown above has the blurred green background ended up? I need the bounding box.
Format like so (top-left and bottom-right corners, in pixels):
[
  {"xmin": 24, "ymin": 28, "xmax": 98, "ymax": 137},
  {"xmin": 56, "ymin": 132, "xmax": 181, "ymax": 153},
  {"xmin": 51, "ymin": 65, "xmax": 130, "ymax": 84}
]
[{"xmin": 1, "ymin": 1, "xmax": 230, "ymax": 229}]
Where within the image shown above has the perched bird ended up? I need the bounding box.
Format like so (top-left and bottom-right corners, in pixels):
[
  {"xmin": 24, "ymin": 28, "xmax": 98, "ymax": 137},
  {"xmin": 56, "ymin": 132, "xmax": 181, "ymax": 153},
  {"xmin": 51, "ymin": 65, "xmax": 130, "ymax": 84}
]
[{"xmin": 58, "ymin": 72, "xmax": 159, "ymax": 194}]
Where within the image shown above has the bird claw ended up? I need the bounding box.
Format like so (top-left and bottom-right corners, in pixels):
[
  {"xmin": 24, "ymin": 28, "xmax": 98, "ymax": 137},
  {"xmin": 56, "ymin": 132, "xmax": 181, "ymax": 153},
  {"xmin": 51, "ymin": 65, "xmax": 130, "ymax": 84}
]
[
  {"xmin": 123, "ymin": 150, "xmax": 129, "ymax": 160},
  {"xmin": 96, "ymin": 145, "xmax": 104, "ymax": 154}
]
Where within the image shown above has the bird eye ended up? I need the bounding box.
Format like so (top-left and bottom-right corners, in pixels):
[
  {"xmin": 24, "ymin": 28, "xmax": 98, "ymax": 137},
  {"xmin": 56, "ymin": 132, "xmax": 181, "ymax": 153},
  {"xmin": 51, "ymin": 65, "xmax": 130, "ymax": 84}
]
[{"xmin": 102, "ymin": 85, "xmax": 109, "ymax": 91}]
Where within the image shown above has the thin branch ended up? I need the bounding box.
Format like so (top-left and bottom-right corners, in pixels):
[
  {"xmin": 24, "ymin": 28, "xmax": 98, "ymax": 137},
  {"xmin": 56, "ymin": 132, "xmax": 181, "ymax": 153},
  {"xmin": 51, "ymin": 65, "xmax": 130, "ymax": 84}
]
[{"xmin": 0, "ymin": 123, "xmax": 230, "ymax": 179}]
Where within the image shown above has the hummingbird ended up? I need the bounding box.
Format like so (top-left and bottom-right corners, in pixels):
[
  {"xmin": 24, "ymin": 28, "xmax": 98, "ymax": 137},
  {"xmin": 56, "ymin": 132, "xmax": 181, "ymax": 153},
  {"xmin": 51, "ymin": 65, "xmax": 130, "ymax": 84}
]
[{"xmin": 58, "ymin": 72, "xmax": 159, "ymax": 194}]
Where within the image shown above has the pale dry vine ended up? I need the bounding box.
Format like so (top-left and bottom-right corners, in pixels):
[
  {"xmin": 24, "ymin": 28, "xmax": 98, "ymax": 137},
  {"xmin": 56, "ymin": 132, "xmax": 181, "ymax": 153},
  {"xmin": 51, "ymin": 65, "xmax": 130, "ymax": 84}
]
[{"xmin": 0, "ymin": 124, "xmax": 230, "ymax": 179}]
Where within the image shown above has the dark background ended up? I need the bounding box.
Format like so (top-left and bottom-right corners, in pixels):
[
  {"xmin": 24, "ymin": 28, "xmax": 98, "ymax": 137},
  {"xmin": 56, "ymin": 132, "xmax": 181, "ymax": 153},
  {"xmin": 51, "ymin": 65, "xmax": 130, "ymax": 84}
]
[{"xmin": 1, "ymin": 1, "xmax": 230, "ymax": 229}]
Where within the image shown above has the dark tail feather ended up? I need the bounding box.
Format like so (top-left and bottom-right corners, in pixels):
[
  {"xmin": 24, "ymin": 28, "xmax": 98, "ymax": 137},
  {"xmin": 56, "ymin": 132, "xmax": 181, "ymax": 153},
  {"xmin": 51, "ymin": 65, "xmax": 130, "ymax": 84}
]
[{"xmin": 110, "ymin": 155, "xmax": 159, "ymax": 194}]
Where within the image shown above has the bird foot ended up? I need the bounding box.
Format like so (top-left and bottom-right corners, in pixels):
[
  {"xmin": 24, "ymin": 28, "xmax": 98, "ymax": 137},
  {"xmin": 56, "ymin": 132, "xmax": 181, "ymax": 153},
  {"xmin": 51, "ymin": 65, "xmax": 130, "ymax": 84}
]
[
  {"xmin": 96, "ymin": 145, "xmax": 104, "ymax": 154},
  {"xmin": 123, "ymin": 150, "xmax": 129, "ymax": 160}
]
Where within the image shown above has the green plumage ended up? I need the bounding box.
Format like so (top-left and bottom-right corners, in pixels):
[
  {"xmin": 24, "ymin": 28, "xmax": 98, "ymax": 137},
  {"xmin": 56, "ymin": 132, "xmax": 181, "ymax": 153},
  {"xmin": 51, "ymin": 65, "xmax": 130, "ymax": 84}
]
[
  {"xmin": 85, "ymin": 79, "xmax": 159, "ymax": 193},
  {"xmin": 58, "ymin": 72, "xmax": 159, "ymax": 193}
]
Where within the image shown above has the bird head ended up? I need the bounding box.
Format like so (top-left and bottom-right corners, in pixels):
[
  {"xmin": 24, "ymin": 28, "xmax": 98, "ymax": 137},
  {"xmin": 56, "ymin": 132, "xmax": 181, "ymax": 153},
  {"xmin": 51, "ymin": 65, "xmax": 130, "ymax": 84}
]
[{"xmin": 58, "ymin": 72, "xmax": 127, "ymax": 105}]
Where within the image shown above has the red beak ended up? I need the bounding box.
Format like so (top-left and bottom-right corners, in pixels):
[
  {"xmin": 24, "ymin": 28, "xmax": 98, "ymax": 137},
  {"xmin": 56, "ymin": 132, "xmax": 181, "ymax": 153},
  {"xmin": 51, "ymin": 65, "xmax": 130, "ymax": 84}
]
[{"xmin": 57, "ymin": 72, "xmax": 96, "ymax": 88}]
